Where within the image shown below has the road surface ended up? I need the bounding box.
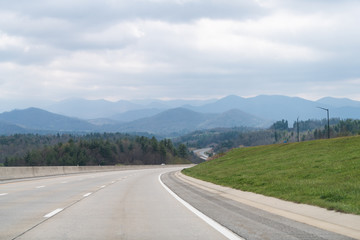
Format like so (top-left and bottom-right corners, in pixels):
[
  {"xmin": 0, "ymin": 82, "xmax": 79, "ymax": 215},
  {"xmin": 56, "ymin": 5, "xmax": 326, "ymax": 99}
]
[
  {"xmin": 0, "ymin": 167, "xmax": 356, "ymax": 240},
  {"xmin": 0, "ymin": 166, "xmax": 231, "ymax": 240},
  {"xmin": 193, "ymin": 148, "xmax": 212, "ymax": 160},
  {"xmin": 162, "ymin": 171, "xmax": 356, "ymax": 240}
]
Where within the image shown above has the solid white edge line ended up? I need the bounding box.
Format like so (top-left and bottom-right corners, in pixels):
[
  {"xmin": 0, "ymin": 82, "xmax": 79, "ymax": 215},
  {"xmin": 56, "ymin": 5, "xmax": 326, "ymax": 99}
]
[
  {"xmin": 158, "ymin": 173, "xmax": 244, "ymax": 240},
  {"xmin": 44, "ymin": 208, "xmax": 63, "ymax": 218},
  {"xmin": 0, "ymin": 193, "xmax": 8, "ymax": 196}
]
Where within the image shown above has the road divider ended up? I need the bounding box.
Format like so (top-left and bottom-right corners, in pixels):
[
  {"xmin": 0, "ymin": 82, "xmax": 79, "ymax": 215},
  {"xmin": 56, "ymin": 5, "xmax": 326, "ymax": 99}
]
[{"xmin": 0, "ymin": 165, "xmax": 193, "ymax": 181}]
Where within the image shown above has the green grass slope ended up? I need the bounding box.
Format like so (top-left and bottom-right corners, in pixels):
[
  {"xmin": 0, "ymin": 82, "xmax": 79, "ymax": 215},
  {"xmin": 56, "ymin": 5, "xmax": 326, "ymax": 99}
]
[{"xmin": 183, "ymin": 136, "xmax": 360, "ymax": 215}]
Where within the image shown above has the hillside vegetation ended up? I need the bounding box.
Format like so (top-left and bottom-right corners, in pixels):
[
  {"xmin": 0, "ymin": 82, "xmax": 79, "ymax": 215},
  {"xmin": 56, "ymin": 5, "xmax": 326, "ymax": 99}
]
[
  {"xmin": 176, "ymin": 118, "xmax": 360, "ymax": 153},
  {"xmin": 183, "ymin": 136, "xmax": 360, "ymax": 215}
]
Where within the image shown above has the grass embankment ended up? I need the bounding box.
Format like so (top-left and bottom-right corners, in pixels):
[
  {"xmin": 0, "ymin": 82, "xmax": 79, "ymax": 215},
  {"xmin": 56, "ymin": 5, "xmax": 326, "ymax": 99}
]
[{"xmin": 183, "ymin": 136, "xmax": 360, "ymax": 215}]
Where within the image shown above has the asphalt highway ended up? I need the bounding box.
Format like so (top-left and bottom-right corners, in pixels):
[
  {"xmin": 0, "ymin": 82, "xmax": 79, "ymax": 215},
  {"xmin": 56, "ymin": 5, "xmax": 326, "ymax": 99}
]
[
  {"xmin": 162, "ymin": 171, "xmax": 356, "ymax": 240},
  {"xmin": 193, "ymin": 148, "xmax": 212, "ymax": 160},
  {"xmin": 0, "ymin": 167, "xmax": 230, "ymax": 240},
  {"xmin": 0, "ymin": 167, "xmax": 356, "ymax": 240}
]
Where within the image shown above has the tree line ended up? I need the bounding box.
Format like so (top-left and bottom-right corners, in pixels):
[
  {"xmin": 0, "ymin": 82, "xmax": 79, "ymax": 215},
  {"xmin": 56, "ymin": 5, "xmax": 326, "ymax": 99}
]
[
  {"xmin": 2, "ymin": 133, "xmax": 192, "ymax": 166},
  {"xmin": 175, "ymin": 118, "xmax": 360, "ymax": 153},
  {"xmin": 2, "ymin": 118, "xmax": 359, "ymax": 166}
]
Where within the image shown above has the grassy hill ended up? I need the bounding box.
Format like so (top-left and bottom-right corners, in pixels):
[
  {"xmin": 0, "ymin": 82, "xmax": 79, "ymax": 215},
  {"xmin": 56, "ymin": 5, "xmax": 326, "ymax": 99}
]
[{"xmin": 183, "ymin": 136, "xmax": 360, "ymax": 215}]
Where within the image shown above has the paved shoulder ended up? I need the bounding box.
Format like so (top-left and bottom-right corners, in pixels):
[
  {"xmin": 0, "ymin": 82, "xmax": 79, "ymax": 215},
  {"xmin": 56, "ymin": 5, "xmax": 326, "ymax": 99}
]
[{"xmin": 161, "ymin": 171, "xmax": 356, "ymax": 240}]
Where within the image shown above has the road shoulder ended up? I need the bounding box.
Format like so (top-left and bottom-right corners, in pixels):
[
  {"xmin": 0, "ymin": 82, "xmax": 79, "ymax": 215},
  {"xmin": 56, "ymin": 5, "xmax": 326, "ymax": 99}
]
[{"xmin": 177, "ymin": 171, "xmax": 360, "ymax": 240}]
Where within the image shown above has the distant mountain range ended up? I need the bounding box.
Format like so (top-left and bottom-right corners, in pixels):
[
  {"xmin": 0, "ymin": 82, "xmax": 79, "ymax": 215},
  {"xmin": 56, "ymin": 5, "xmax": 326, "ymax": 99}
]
[
  {"xmin": 103, "ymin": 108, "xmax": 269, "ymax": 136},
  {"xmin": 186, "ymin": 95, "xmax": 360, "ymax": 120},
  {"xmin": 0, "ymin": 108, "xmax": 96, "ymax": 133},
  {"xmin": 41, "ymin": 95, "xmax": 360, "ymax": 121},
  {"xmin": 43, "ymin": 98, "xmax": 217, "ymax": 119},
  {"xmin": 1, "ymin": 95, "xmax": 360, "ymax": 136}
]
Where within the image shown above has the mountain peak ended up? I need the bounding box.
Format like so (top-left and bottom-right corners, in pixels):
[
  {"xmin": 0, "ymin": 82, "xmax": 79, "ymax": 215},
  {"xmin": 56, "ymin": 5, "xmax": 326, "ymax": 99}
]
[
  {"xmin": 0, "ymin": 108, "xmax": 95, "ymax": 132},
  {"xmin": 316, "ymin": 97, "xmax": 360, "ymax": 108}
]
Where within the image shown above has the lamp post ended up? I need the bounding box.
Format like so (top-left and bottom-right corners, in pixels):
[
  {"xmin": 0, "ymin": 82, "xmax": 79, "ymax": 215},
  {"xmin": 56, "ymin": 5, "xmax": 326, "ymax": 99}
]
[
  {"xmin": 297, "ymin": 117, "xmax": 300, "ymax": 142},
  {"xmin": 317, "ymin": 107, "xmax": 330, "ymax": 139}
]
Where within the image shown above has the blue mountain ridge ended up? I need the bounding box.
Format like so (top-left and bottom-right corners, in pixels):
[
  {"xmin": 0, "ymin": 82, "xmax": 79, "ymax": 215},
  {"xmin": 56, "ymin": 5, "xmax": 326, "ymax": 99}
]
[{"xmin": 1, "ymin": 95, "xmax": 359, "ymax": 136}]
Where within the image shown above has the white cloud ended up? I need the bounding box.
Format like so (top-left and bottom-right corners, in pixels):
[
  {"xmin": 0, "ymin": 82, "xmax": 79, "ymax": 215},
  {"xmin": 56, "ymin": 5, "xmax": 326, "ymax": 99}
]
[
  {"xmin": 192, "ymin": 18, "xmax": 328, "ymax": 62},
  {"xmin": 80, "ymin": 22, "xmax": 145, "ymax": 49},
  {"xmin": 0, "ymin": 32, "xmax": 25, "ymax": 50},
  {"xmin": 0, "ymin": 0, "xmax": 359, "ymax": 104}
]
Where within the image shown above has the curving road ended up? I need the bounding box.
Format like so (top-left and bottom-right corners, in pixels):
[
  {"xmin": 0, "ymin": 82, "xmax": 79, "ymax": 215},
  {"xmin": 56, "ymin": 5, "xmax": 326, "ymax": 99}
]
[
  {"xmin": 193, "ymin": 148, "xmax": 213, "ymax": 160},
  {"xmin": 0, "ymin": 166, "xmax": 230, "ymax": 240},
  {"xmin": 0, "ymin": 166, "xmax": 356, "ymax": 240},
  {"xmin": 162, "ymin": 171, "xmax": 356, "ymax": 240}
]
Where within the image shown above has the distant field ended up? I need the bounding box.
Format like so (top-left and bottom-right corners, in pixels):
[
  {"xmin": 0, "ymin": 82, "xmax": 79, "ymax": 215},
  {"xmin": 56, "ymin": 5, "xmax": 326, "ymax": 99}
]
[{"xmin": 183, "ymin": 136, "xmax": 360, "ymax": 215}]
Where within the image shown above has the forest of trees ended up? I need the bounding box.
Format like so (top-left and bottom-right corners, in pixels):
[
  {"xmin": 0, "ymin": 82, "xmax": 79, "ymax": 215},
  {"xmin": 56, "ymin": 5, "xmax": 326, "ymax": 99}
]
[
  {"xmin": 2, "ymin": 118, "xmax": 360, "ymax": 166},
  {"xmin": 1, "ymin": 133, "xmax": 193, "ymax": 166}
]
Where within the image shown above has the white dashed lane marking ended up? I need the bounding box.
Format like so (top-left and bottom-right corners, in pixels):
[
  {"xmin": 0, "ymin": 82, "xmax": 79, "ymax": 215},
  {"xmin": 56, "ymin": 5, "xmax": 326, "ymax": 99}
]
[
  {"xmin": 83, "ymin": 192, "xmax": 92, "ymax": 197},
  {"xmin": 44, "ymin": 208, "xmax": 63, "ymax": 218}
]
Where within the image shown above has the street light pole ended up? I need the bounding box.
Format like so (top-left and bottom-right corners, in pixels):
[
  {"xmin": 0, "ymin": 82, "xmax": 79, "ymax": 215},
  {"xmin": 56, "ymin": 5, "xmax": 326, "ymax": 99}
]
[
  {"xmin": 297, "ymin": 117, "xmax": 300, "ymax": 142},
  {"xmin": 317, "ymin": 107, "xmax": 330, "ymax": 139}
]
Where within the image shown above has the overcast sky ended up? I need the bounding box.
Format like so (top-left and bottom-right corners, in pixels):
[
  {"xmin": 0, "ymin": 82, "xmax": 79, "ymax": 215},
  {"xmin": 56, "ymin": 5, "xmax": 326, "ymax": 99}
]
[{"xmin": 1, "ymin": 0, "xmax": 360, "ymax": 107}]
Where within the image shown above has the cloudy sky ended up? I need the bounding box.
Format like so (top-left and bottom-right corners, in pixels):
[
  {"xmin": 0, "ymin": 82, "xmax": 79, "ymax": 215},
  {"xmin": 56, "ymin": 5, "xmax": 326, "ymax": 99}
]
[{"xmin": 1, "ymin": 0, "xmax": 360, "ymax": 108}]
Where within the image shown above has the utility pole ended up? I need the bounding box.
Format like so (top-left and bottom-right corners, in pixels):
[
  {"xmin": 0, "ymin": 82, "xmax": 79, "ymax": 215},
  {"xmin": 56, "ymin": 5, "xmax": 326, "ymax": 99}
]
[{"xmin": 317, "ymin": 107, "xmax": 330, "ymax": 139}]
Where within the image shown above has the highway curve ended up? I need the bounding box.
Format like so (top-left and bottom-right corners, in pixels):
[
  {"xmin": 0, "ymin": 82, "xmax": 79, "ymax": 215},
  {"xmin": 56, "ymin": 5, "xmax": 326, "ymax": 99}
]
[
  {"xmin": 161, "ymin": 171, "xmax": 356, "ymax": 240},
  {"xmin": 0, "ymin": 166, "xmax": 356, "ymax": 240},
  {"xmin": 0, "ymin": 166, "xmax": 229, "ymax": 240}
]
